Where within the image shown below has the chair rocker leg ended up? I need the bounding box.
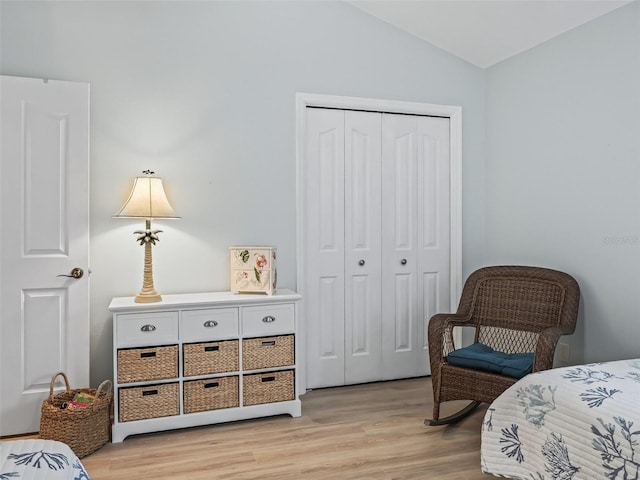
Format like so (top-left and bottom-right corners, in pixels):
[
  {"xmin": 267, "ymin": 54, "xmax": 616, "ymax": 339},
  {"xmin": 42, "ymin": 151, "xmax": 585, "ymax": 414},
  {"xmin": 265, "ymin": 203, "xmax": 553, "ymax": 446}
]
[{"xmin": 424, "ymin": 401, "xmax": 481, "ymax": 426}]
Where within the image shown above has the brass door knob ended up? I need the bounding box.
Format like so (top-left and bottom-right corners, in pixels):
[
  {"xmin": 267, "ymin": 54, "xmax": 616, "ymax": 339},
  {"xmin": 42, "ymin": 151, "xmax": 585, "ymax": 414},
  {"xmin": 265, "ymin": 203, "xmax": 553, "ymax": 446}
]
[{"xmin": 57, "ymin": 267, "xmax": 84, "ymax": 279}]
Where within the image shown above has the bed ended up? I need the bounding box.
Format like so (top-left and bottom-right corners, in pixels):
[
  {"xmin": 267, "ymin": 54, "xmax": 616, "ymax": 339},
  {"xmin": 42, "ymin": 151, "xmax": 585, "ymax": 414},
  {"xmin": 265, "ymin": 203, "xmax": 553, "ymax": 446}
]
[
  {"xmin": 481, "ymin": 358, "xmax": 640, "ymax": 479},
  {"xmin": 0, "ymin": 439, "xmax": 90, "ymax": 479}
]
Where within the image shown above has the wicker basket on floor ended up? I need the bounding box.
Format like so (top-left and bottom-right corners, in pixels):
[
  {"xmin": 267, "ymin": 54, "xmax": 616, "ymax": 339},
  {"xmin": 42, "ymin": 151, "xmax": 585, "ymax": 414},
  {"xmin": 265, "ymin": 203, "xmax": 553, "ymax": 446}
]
[{"xmin": 39, "ymin": 372, "xmax": 113, "ymax": 458}]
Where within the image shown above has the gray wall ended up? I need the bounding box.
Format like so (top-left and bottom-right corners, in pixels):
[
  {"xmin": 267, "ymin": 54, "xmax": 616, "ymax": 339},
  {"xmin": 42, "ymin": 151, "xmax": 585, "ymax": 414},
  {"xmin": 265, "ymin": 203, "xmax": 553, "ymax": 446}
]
[
  {"xmin": 485, "ymin": 1, "xmax": 640, "ymax": 364},
  {"xmin": 1, "ymin": 1, "xmax": 486, "ymax": 386}
]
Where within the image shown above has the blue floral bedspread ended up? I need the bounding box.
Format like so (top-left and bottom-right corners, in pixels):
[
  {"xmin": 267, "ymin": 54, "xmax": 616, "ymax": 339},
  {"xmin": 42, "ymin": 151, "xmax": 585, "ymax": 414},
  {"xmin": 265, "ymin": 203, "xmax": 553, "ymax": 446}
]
[
  {"xmin": 0, "ymin": 439, "xmax": 90, "ymax": 480},
  {"xmin": 481, "ymin": 359, "xmax": 640, "ymax": 479}
]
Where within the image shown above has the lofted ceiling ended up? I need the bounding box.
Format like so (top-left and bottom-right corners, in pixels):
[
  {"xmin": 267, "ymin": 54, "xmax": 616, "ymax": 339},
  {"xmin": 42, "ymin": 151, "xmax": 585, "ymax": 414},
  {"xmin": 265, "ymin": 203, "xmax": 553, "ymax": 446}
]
[{"xmin": 347, "ymin": 0, "xmax": 634, "ymax": 68}]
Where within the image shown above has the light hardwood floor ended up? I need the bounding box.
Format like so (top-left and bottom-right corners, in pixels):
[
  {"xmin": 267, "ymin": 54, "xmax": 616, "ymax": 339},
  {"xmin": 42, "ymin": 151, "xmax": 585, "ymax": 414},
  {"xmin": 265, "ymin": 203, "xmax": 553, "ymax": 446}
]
[{"xmin": 79, "ymin": 377, "xmax": 493, "ymax": 479}]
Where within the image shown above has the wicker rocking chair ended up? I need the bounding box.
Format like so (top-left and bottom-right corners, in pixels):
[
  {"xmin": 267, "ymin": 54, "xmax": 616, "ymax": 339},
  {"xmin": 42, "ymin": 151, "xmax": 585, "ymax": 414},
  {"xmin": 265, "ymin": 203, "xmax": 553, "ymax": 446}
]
[{"xmin": 426, "ymin": 265, "xmax": 580, "ymax": 426}]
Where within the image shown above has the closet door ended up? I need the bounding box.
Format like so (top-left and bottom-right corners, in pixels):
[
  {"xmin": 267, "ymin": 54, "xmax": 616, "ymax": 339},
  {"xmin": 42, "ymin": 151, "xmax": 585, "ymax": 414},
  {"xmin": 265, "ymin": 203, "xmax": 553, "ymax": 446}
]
[
  {"xmin": 302, "ymin": 106, "xmax": 452, "ymax": 389},
  {"xmin": 381, "ymin": 114, "xmax": 450, "ymax": 379},
  {"xmin": 344, "ymin": 111, "xmax": 382, "ymax": 385},
  {"xmin": 304, "ymin": 108, "xmax": 346, "ymax": 388}
]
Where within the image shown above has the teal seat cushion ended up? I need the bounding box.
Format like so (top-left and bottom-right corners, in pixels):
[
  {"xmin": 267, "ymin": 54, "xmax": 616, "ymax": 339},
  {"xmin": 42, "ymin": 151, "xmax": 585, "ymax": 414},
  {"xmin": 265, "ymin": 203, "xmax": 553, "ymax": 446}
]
[{"xmin": 446, "ymin": 342, "xmax": 534, "ymax": 379}]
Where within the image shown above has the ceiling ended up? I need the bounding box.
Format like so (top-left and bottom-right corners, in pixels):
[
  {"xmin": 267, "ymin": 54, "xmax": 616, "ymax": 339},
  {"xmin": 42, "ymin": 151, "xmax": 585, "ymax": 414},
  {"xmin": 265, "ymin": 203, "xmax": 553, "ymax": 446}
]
[{"xmin": 347, "ymin": 0, "xmax": 634, "ymax": 68}]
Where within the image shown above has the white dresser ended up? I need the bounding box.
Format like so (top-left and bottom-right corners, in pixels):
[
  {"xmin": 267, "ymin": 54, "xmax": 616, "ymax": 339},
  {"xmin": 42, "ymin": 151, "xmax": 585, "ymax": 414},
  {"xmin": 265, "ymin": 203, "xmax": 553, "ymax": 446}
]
[{"xmin": 109, "ymin": 289, "xmax": 301, "ymax": 442}]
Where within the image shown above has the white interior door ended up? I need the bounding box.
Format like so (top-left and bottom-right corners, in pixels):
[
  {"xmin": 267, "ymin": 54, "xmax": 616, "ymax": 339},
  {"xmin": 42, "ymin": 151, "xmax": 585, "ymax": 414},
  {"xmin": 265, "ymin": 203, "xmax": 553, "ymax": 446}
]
[{"xmin": 0, "ymin": 75, "xmax": 90, "ymax": 435}]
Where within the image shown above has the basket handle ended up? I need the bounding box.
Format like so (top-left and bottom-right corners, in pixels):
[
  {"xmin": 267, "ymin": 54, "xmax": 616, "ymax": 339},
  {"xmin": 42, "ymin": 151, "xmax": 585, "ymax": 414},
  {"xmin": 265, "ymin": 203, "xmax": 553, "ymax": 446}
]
[
  {"xmin": 49, "ymin": 372, "xmax": 71, "ymax": 399},
  {"xmin": 96, "ymin": 379, "xmax": 113, "ymax": 397}
]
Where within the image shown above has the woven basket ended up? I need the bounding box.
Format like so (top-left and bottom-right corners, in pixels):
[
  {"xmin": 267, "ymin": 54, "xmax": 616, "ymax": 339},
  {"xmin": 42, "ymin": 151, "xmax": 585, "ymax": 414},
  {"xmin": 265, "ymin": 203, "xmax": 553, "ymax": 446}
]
[
  {"xmin": 243, "ymin": 370, "xmax": 294, "ymax": 406},
  {"xmin": 39, "ymin": 372, "xmax": 113, "ymax": 458},
  {"xmin": 184, "ymin": 376, "xmax": 239, "ymax": 414},
  {"xmin": 117, "ymin": 345, "xmax": 178, "ymax": 383},
  {"xmin": 118, "ymin": 382, "xmax": 179, "ymax": 422},
  {"xmin": 183, "ymin": 340, "xmax": 239, "ymax": 377},
  {"xmin": 242, "ymin": 335, "xmax": 294, "ymax": 370}
]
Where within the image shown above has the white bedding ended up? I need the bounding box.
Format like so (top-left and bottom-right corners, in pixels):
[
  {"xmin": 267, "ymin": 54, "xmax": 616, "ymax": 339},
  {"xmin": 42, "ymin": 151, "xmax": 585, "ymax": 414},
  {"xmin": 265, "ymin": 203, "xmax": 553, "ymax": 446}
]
[
  {"xmin": 0, "ymin": 439, "xmax": 90, "ymax": 480},
  {"xmin": 481, "ymin": 358, "xmax": 640, "ymax": 479}
]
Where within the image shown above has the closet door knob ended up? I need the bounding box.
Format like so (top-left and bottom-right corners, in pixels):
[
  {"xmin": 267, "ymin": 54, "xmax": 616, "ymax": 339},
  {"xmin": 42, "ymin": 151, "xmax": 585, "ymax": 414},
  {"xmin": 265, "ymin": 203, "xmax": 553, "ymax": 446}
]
[
  {"xmin": 401, "ymin": 259, "xmax": 407, "ymax": 265},
  {"xmin": 358, "ymin": 260, "xmax": 365, "ymax": 266}
]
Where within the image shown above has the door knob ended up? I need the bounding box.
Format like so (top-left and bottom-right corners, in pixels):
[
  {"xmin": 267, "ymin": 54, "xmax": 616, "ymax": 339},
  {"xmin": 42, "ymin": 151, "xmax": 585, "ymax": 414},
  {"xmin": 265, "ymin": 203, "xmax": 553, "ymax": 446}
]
[
  {"xmin": 57, "ymin": 267, "xmax": 84, "ymax": 279},
  {"xmin": 401, "ymin": 259, "xmax": 407, "ymax": 265},
  {"xmin": 358, "ymin": 260, "xmax": 365, "ymax": 266}
]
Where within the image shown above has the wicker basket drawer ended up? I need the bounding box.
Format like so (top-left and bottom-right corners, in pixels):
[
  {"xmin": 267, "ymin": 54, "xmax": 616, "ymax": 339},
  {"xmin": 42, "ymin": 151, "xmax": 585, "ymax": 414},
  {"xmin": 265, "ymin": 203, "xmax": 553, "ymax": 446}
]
[
  {"xmin": 242, "ymin": 335, "xmax": 294, "ymax": 371},
  {"xmin": 183, "ymin": 340, "xmax": 239, "ymax": 377},
  {"xmin": 243, "ymin": 370, "xmax": 294, "ymax": 406},
  {"xmin": 117, "ymin": 345, "xmax": 178, "ymax": 383},
  {"xmin": 119, "ymin": 382, "xmax": 179, "ymax": 422},
  {"xmin": 184, "ymin": 376, "xmax": 239, "ymax": 414}
]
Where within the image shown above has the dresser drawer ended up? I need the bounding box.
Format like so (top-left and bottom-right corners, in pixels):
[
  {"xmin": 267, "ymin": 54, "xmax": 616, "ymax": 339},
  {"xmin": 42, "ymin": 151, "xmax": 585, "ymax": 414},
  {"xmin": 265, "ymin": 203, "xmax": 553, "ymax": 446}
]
[
  {"xmin": 242, "ymin": 335, "xmax": 294, "ymax": 370},
  {"xmin": 116, "ymin": 311, "xmax": 179, "ymax": 348},
  {"xmin": 117, "ymin": 345, "xmax": 178, "ymax": 383},
  {"xmin": 242, "ymin": 304, "xmax": 294, "ymax": 336},
  {"xmin": 183, "ymin": 376, "xmax": 239, "ymax": 414},
  {"xmin": 243, "ymin": 370, "xmax": 294, "ymax": 406},
  {"xmin": 119, "ymin": 382, "xmax": 179, "ymax": 422},
  {"xmin": 180, "ymin": 308, "xmax": 238, "ymax": 342},
  {"xmin": 183, "ymin": 340, "xmax": 239, "ymax": 377}
]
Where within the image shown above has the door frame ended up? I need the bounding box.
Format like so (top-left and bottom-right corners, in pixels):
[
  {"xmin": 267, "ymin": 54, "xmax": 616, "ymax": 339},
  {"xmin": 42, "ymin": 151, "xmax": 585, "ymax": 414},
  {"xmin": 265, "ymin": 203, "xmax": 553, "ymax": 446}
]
[{"xmin": 295, "ymin": 93, "xmax": 463, "ymax": 393}]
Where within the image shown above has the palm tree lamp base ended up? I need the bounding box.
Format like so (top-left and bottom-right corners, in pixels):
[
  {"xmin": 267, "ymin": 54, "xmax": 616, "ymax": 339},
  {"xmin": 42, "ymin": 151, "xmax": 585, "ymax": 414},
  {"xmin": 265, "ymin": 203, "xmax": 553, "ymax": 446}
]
[{"xmin": 134, "ymin": 234, "xmax": 162, "ymax": 303}]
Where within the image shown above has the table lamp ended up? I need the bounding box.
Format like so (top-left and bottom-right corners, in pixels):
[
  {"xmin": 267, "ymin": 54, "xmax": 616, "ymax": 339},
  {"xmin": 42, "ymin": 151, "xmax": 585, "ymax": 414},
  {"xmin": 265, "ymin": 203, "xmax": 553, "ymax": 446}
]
[{"xmin": 114, "ymin": 170, "xmax": 180, "ymax": 303}]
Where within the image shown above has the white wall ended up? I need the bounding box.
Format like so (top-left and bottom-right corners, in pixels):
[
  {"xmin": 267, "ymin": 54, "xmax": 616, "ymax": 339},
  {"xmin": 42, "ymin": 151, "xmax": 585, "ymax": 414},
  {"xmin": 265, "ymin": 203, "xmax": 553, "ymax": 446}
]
[
  {"xmin": 485, "ymin": 1, "xmax": 640, "ymax": 364},
  {"xmin": 1, "ymin": 1, "xmax": 485, "ymax": 386}
]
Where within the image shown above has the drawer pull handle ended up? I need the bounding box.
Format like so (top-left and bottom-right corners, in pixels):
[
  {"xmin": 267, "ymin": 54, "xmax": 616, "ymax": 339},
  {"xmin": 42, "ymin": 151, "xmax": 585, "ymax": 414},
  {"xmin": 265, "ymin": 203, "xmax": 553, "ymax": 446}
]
[
  {"xmin": 140, "ymin": 351, "xmax": 157, "ymax": 358},
  {"xmin": 261, "ymin": 341, "xmax": 276, "ymax": 347},
  {"xmin": 142, "ymin": 389, "xmax": 158, "ymax": 396},
  {"xmin": 262, "ymin": 315, "xmax": 276, "ymax": 323},
  {"xmin": 204, "ymin": 346, "xmax": 220, "ymax": 352},
  {"xmin": 203, "ymin": 320, "xmax": 218, "ymax": 328},
  {"xmin": 261, "ymin": 376, "xmax": 276, "ymax": 383},
  {"xmin": 140, "ymin": 324, "xmax": 156, "ymax": 332},
  {"xmin": 204, "ymin": 382, "xmax": 219, "ymax": 389}
]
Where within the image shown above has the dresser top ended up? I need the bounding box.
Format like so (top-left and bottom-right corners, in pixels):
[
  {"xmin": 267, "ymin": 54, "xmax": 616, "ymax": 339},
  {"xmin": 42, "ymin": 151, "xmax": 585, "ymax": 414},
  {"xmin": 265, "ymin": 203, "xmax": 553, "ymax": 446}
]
[{"xmin": 109, "ymin": 289, "xmax": 301, "ymax": 313}]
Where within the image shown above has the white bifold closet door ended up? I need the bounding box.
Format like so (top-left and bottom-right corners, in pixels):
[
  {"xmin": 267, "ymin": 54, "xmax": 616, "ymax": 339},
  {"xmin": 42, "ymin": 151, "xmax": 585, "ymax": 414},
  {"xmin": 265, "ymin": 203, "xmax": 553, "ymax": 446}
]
[{"xmin": 304, "ymin": 107, "xmax": 450, "ymax": 389}]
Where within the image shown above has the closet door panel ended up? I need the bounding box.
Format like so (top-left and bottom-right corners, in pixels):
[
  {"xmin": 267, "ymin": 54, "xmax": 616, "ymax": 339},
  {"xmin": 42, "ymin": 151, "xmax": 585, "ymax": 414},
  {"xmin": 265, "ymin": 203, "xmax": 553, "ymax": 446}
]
[
  {"xmin": 381, "ymin": 114, "xmax": 420, "ymax": 379},
  {"xmin": 344, "ymin": 111, "xmax": 382, "ymax": 385},
  {"xmin": 304, "ymin": 108, "xmax": 346, "ymax": 388},
  {"xmin": 417, "ymin": 117, "xmax": 451, "ymax": 368}
]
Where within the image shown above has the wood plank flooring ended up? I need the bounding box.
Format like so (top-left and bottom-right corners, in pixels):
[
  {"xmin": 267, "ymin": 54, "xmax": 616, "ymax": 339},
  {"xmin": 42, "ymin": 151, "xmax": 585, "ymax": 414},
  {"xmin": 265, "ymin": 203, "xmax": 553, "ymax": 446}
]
[{"xmin": 79, "ymin": 377, "xmax": 493, "ymax": 479}]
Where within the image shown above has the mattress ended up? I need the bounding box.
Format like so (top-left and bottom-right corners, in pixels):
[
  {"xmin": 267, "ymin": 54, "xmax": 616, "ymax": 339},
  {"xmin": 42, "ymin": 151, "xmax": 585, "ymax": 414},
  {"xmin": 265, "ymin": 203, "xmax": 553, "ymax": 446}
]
[
  {"xmin": 481, "ymin": 358, "xmax": 640, "ymax": 479},
  {"xmin": 0, "ymin": 439, "xmax": 90, "ymax": 479}
]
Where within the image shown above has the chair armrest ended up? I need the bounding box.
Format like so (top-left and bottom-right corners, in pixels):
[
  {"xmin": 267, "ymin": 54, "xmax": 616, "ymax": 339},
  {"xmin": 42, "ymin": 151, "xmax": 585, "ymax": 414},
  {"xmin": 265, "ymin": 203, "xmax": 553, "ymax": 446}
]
[
  {"xmin": 428, "ymin": 313, "xmax": 474, "ymax": 373},
  {"xmin": 534, "ymin": 326, "xmax": 573, "ymax": 371}
]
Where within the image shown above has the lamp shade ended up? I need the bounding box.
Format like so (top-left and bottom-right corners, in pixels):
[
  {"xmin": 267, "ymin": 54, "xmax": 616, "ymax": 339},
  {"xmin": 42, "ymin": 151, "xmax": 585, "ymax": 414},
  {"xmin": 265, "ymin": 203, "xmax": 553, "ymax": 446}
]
[{"xmin": 114, "ymin": 176, "xmax": 180, "ymax": 219}]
